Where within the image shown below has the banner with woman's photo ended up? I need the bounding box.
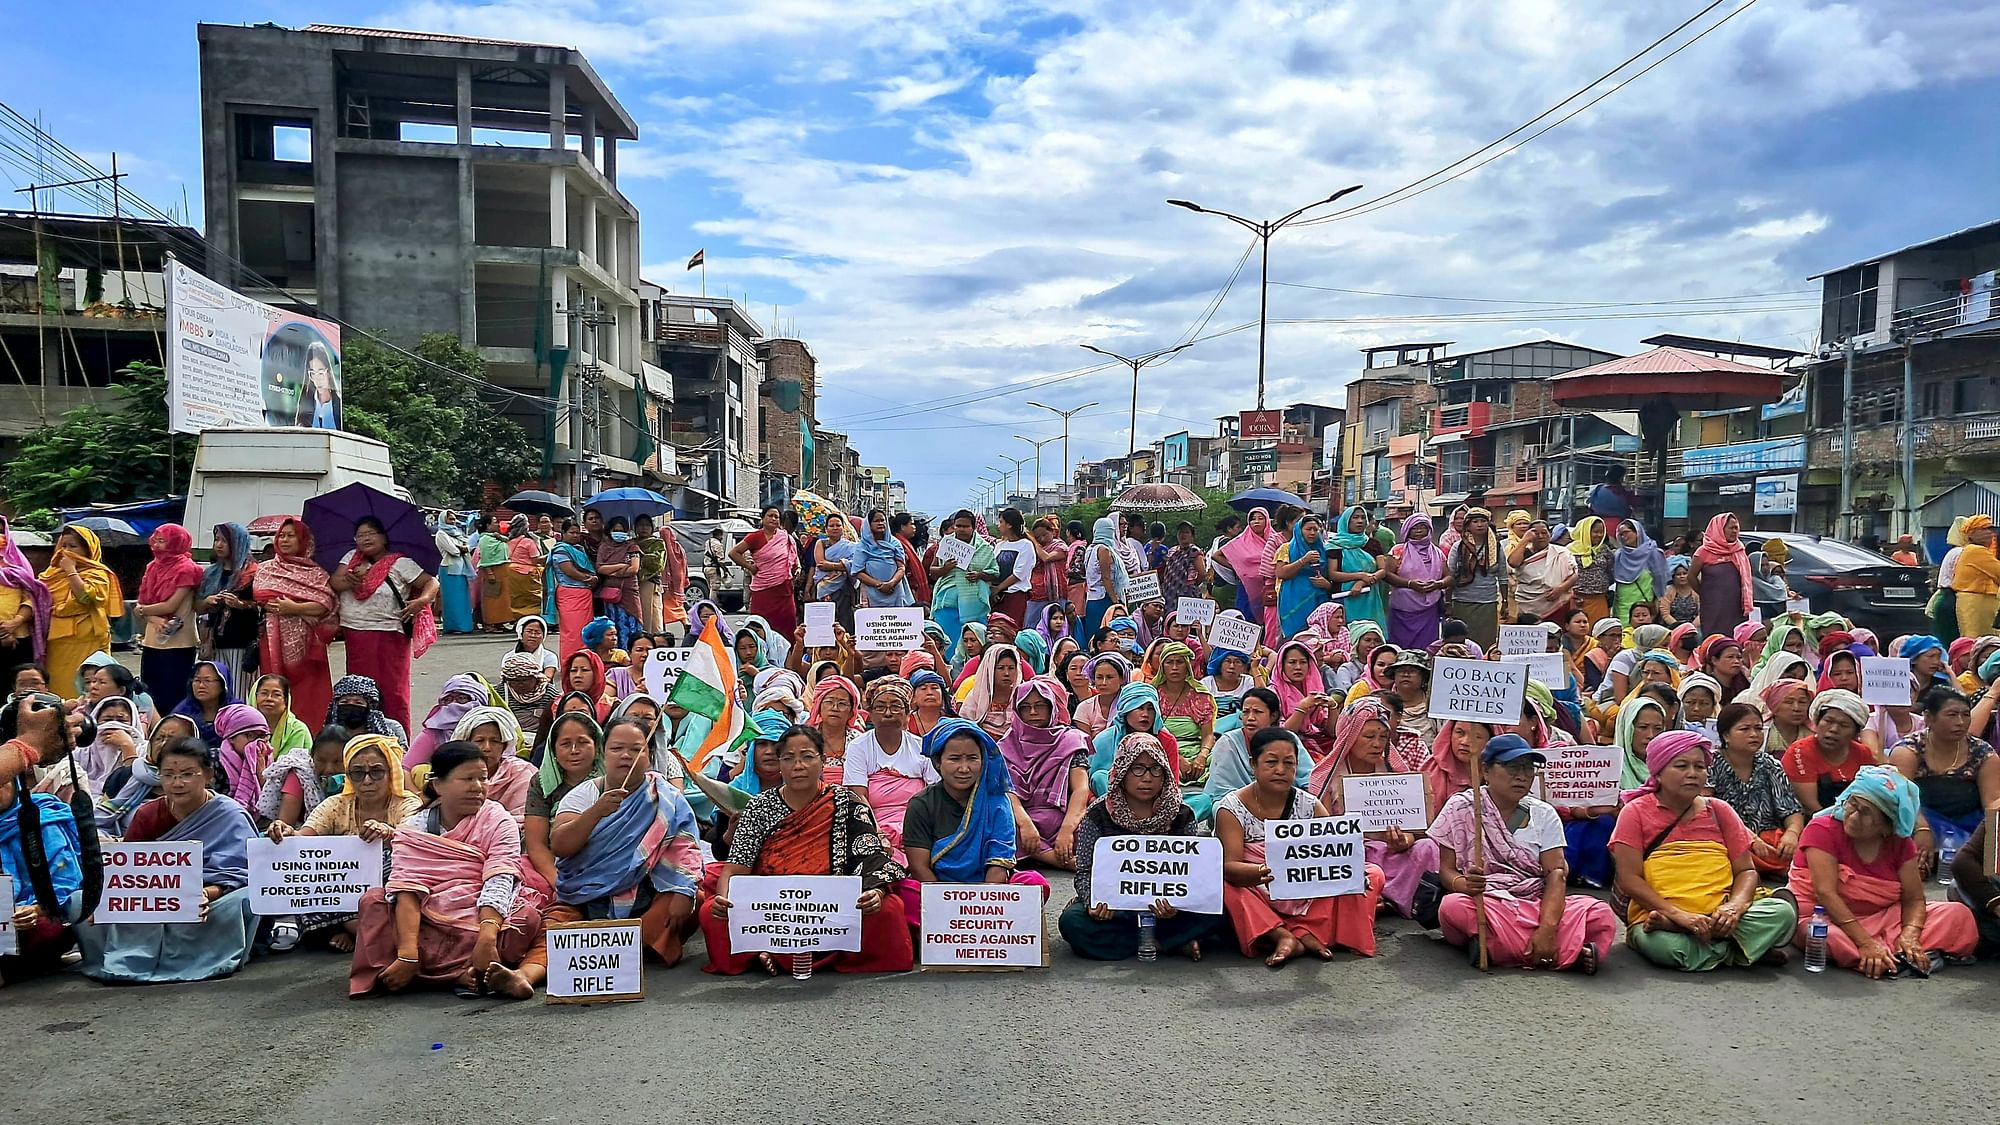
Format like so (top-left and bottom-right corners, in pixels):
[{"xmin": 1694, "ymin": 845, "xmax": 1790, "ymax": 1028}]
[{"xmin": 165, "ymin": 259, "xmax": 343, "ymax": 434}]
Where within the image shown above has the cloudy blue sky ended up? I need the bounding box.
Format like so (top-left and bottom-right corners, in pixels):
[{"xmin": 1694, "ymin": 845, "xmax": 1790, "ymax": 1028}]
[{"xmin": 13, "ymin": 1, "xmax": 2000, "ymax": 512}]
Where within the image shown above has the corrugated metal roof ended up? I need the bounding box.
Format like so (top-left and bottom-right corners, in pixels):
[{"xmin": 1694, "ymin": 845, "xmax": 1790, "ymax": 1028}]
[
  {"xmin": 301, "ymin": 24, "xmax": 569, "ymax": 51},
  {"xmin": 1553, "ymin": 346, "xmax": 1781, "ymax": 379},
  {"xmin": 1809, "ymin": 217, "xmax": 2000, "ymax": 280}
]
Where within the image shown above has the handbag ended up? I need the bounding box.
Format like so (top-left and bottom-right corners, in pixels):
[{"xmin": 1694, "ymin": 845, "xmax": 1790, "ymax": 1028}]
[{"xmin": 1412, "ymin": 870, "xmax": 1444, "ymax": 930}]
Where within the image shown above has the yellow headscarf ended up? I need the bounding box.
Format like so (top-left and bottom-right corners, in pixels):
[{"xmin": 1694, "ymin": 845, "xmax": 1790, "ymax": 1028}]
[
  {"xmin": 343, "ymin": 734, "xmax": 410, "ymax": 803},
  {"xmin": 1947, "ymin": 516, "xmax": 1970, "ymax": 549},
  {"xmin": 41, "ymin": 523, "xmax": 123, "ymax": 612},
  {"xmin": 1569, "ymin": 516, "xmax": 1606, "ymax": 567}
]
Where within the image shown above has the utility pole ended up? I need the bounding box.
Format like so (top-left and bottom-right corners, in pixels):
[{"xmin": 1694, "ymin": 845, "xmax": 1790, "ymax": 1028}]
[
  {"xmin": 1000, "ymin": 454, "xmax": 1032, "ymax": 502},
  {"xmin": 1167, "ymin": 184, "xmax": 1363, "ymax": 409},
  {"xmin": 1079, "ymin": 343, "xmax": 1193, "ymax": 460},
  {"xmin": 1027, "ymin": 400, "xmax": 1097, "ymax": 502},
  {"xmin": 1838, "ymin": 341, "xmax": 1855, "ymax": 539},
  {"xmin": 1900, "ymin": 336, "xmax": 1917, "ymax": 541},
  {"xmin": 1014, "ymin": 434, "xmax": 1057, "ymax": 502}
]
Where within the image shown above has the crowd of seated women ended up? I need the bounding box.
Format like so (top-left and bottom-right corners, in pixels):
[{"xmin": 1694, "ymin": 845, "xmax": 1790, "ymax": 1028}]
[{"xmin": 4, "ymin": 597, "xmax": 1997, "ymax": 995}]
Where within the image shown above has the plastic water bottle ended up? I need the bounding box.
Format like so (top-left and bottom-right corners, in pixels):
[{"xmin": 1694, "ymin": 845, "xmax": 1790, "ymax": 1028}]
[
  {"xmin": 790, "ymin": 952, "xmax": 813, "ymax": 980},
  {"xmin": 1804, "ymin": 906, "xmax": 1828, "ymax": 974},
  {"xmin": 1939, "ymin": 845, "xmax": 1957, "ymax": 887},
  {"xmin": 1136, "ymin": 911, "xmax": 1159, "ymax": 962}
]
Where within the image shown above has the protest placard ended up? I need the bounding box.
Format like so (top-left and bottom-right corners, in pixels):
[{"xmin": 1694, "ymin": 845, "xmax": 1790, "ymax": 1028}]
[
  {"xmin": 918, "ymin": 883, "xmax": 1044, "ymax": 969},
  {"xmin": 1265, "ymin": 817, "xmax": 1367, "ymax": 899},
  {"xmin": 1207, "ymin": 613, "xmax": 1262, "ymax": 656},
  {"xmin": 1342, "ymin": 773, "xmax": 1430, "ymax": 832},
  {"xmin": 247, "ymin": 835, "xmax": 382, "ymax": 915},
  {"xmin": 1746, "ymin": 608, "xmax": 1763, "ymax": 625},
  {"xmin": 1429, "ymin": 657, "xmax": 1527, "ymax": 723},
  {"xmin": 1497, "ymin": 624, "xmax": 1545, "ymax": 656},
  {"xmin": 854, "ymin": 607, "xmax": 925, "ymax": 651},
  {"xmin": 803, "ymin": 602, "xmax": 837, "ymax": 648},
  {"xmin": 936, "ymin": 535, "xmax": 975, "ymax": 569},
  {"xmin": 97, "ymin": 842, "xmax": 203, "ymax": 923},
  {"xmin": 727, "ymin": 875, "xmax": 864, "ymax": 953},
  {"xmin": 1123, "ymin": 572, "xmax": 1162, "ymax": 604},
  {"xmin": 1784, "ymin": 598, "xmax": 1810, "ymax": 617},
  {"xmin": 544, "ymin": 919, "xmax": 646, "ymax": 1003},
  {"xmin": 644, "ymin": 646, "xmax": 694, "ymax": 696},
  {"xmin": 1176, "ymin": 597, "xmax": 1216, "ymax": 626},
  {"xmin": 0, "ymin": 876, "xmax": 13, "ymax": 955},
  {"xmin": 1540, "ymin": 742, "xmax": 1620, "ymax": 809},
  {"xmin": 1503, "ymin": 651, "xmax": 1569, "ymax": 688},
  {"xmin": 1859, "ymin": 656, "xmax": 1912, "ymax": 706},
  {"xmin": 1089, "ymin": 835, "xmax": 1222, "ymax": 914}
]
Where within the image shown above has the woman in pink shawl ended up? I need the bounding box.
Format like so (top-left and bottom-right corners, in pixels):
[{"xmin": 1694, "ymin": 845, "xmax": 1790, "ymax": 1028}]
[
  {"xmin": 213, "ymin": 702, "xmax": 273, "ymax": 813},
  {"xmin": 1688, "ymin": 512, "xmax": 1753, "ymax": 638},
  {"xmin": 0, "ymin": 515, "xmax": 52, "ymax": 668},
  {"xmin": 1308, "ymin": 697, "xmax": 1441, "ymax": 918},
  {"xmin": 845, "ymin": 675, "xmax": 936, "ymax": 859},
  {"xmin": 253, "ymin": 519, "xmax": 337, "ymax": 738},
  {"xmin": 959, "ymin": 643, "xmax": 1023, "ymax": 741},
  {"xmin": 1220, "ymin": 508, "xmax": 1281, "ymax": 638},
  {"xmin": 999, "ymin": 678, "xmax": 1093, "ymax": 868},
  {"xmin": 1384, "ymin": 514, "xmax": 1449, "ymax": 651},
  {"xmin": 350, "ymin": 742, "xmax": 544, "ymax": 999},
  {"xmin": 1273, "ymin": 639, "xmax": 1336, "ymax": 761},
  {"xmin": 136, "ymin": 523, "xmax": 206, "ymax": 717}
]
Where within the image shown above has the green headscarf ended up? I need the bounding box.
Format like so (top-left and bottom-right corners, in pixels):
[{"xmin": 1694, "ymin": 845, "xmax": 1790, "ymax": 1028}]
[{"xmin": 537, "ymin": 708, "xmax": 604, "ymax": 800}]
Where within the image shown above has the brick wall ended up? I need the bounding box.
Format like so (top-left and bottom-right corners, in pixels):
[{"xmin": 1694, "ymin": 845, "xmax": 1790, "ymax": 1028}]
[{"xmin": 759, "ymin": 339, "xmax": 817, "ymax": 482}]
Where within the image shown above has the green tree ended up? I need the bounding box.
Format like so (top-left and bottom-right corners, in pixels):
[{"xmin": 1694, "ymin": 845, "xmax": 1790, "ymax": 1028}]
[
  {"xmin": 340, "ymin": 333, "xmax": 539, "ymax": 505},
  {"xmin": 2, "ymin": 361, "xmax": 175, "ymax": 514}
]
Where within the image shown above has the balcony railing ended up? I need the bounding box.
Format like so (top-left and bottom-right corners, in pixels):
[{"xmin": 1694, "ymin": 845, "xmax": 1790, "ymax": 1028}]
[{"xmin": 1892, "ymin": 287, "xmax": 2000, "ymax": 338}]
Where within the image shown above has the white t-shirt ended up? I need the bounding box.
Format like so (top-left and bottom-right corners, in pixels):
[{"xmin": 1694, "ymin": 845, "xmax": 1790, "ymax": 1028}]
[
  {"xmin": 336, "ymin": 550, "xmax": 428, "ymax": 633},
  {"xmin": 1597, "ymin": 649, "xmax": 1642, "ymax": 702},
  {"xmin": 842, "ymin": 728, "xmax": 936, "ymax": 787},
  {"xmin": 555, "ymin": 778, "xmax": 609, "ymax": 818},
  {"xmin": 1201, "ymin": 674, "xmax": 1250, "ymax": 705},
  {"xmin": 995, "ymin": 537, "xmax": 1036, "ymax": 596},
  {"xmin": 1431, "ymin": 791, "xmax": 1566, "ymax": 854}
]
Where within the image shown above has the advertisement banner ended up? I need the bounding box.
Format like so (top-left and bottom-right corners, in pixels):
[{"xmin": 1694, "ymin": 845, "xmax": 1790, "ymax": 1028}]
[
  {"xmin": 1240, "ymin": 410, "xmax": 1282, "ymax": 439},
  {"xmin": 166, "ymin": 259, "xmax": 343, "ymax": 435},
  {"xmin": 1753, "ymin": 474, "xmax": 1798, "ymax": 516}
]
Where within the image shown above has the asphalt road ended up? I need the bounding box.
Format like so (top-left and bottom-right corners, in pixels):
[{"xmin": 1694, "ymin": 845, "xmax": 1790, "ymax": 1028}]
[{"xmin": 29, "ymin": 634, "xmax": 1991, "ymax": 1124}]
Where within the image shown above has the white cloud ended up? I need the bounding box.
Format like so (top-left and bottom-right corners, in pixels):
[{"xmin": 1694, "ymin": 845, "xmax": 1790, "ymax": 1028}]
[{"xmin": 868, "ymin": 73, "xmax": 975, "ymax": 113}]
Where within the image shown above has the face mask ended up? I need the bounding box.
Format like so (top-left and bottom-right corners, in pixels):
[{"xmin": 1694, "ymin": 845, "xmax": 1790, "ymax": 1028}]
[
  {"xmin": 323, "ymin": 774, "xmax": 345, "ymax": 796},
  {"xmin": 336, "ymin": 705, "xmax": 371, "ymax": 727},
  {"xmin": 610, "ymin": 531, "xmax": 630, "ymax": 543}
]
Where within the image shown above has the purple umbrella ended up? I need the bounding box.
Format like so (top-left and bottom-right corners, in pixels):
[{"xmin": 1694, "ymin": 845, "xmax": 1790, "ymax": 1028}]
[{"xmin": 303, "ymin": 483, "xmax": 441, "ymax": 573}]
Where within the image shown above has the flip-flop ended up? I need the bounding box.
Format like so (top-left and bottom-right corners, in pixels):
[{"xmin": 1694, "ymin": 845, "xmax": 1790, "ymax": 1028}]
[{"xmin": 1574, "ymin": 942, "xmax": 1599, "ymax": 976}]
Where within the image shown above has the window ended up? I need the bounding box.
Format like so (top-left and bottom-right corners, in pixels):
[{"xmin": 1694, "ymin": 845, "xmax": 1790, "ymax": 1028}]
[{"xmin": 1821, "ymin": 264, "xmax": 1879, "ymax": 342}]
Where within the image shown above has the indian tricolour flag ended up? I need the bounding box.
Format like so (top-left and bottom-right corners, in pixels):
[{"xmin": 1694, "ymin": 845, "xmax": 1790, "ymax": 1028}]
[{"xmin": 667, "ymin": 612, "xmax": 752, "ymax": 774}]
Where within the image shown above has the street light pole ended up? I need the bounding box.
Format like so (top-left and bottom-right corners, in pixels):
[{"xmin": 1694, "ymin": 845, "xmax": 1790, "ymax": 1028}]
[
  {"xmin": 1079, "ymin": 343, "xmax": 1195, "ymax": 461},
  {"xmin": 1027, "ymin": 400, "xmax": 1099, "ymax": 502},
  {"xmin": 1014, "ymin": 434, "xmax": 1057, "ymax": 500},
  {"xmin": 1167, "ymin": 184, "xmax": 1363, "ymax": 410},
  {"xmin": 1000, "ymin": 454, "xmax": 1033, "ymax": 502}
]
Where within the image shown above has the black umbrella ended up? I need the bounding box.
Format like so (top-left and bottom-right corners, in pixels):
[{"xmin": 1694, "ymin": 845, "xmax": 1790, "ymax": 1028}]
[{"xmin": 503, "ymin": 490, "xmax": 576, "ymax": 519}]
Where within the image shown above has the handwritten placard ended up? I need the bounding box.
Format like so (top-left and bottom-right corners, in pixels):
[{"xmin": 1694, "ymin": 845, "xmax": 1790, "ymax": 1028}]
[
  {"xmin": 1429, "ymin": 657, "xmax": 1527, "ymax": 724},
  {"xmin": 1859, "ymin": 656, "xmax": 1912, "ymax": 706},
  {"xmin": 544, "ymin": 919, "xmax": 645, "ymax": 1003},
  {"xmin": 1089, "ymin": 835, "xmax": 1223, "ymax": 913},
  {"xmin": 0, "ymin": 877, "xmax": 14, "ymax": 955},
  {"xmin": 918, "ymin": 883, "xmax": 1044, "ymax": 969},
  {"xmin": 803, "ymin": 602, "xmax": 837, "ymax": 648},
  {"xmin": 98, "ymin": 842, "xmax": 203, "ymax": 923},
  {"xmin": 1175, "ymin": 596, "xmax": 1216, "ymax": 626},
  {"xmin": 1207, "ymin": 613, "xmax": 1263, "ymax": 655},
  {"xmin": 1784, "ymin": 598, "xmax": 1810, "ymax": 617},
  {"xmin": 247, "ymin": 835, "xmax": 382, "ymax": 915},
  {"xmin": 644, "ymin": 646, "xmax": 694, "ymax": 696},
  {"xmin": 1540, "ymin": 742, "xmax": 1619, "ymax": 809},
  {"xmin": 1503, "ymin": 651, "xmax": 1569, "ymax": 689},
  {"xmin": 935, "ymin": 535, "xmax": 975, "ymax": 569},
  {"xmin": 1497, "ymin": 624, "xmax": 1545, "ymax": 656},
  {"xmin": 1266, "ymin": 816, "xmax": 1367, "ymax": 898},
  {"xmin": 1341, "ymin": 773, "xmax": 1430, "ymax": 831},
  {"xmin": 1123, "ymin": 572, "xmax": 1163, "ymax": 604},
  {"xmin": 854, "ymin": 607, "xmax": 925, "ymax": 651},
  {"xmin": 726, "ymin": 875, "xmax": 864, "ymax": 953}
]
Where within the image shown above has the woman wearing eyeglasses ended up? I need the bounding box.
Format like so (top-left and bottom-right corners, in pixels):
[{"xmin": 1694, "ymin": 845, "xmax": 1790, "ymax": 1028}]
[{"xmin": 265, "ymin": 733, "xmax": 422, "ymax": 953}]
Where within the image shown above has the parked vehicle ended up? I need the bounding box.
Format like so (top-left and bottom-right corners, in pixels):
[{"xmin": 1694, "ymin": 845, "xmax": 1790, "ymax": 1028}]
[
  {"xmin": 673, "ymin": 518, "xmax": 755, "ymax": 613},
  {"xmin": 1739, "ymin": 532, "xmax": 1931, "ymax": 638}
]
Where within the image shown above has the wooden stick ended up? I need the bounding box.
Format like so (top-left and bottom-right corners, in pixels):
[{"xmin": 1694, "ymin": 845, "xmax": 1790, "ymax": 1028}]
[{"xmin": 1469, "ymin": 768, "xmax": 1491, "ymax": 972}]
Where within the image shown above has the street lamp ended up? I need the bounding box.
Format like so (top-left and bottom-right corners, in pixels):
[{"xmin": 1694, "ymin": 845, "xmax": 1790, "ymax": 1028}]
[
  {"xmin": 1014, "ymin": 434, "xmax": 1057, "ymax": 500},
  {"xmin": 1079, "ymin": 343, "xmax": 1195, "ymax": 461},
  {"xmin": 1167, "ymin": 184, "xmax": 1363, "ymax": 410},
  {"xmin": 1027, "ymin": 400, "xmax": 1098, "ymax": 502},
  {"xmin": 999, "ymin": 454, "xmax": 1033, "ymax": 502}
]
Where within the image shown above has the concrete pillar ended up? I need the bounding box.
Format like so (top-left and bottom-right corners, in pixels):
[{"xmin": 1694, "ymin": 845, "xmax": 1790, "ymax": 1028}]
[
  {"xmin": 456, "ymin": 62, "xmax": 472, "ymax": 145},
  {"xmin": 581, "ymin": 199, "xmax": 597, "ymax": 271},
  {"xmin": 549, "ymin": 166, "xmax": 566, "ymax": 252},
  {"xmin": 580, "ymin": 108, "xmax": 596, "ymax": 166},
  {"xmin": 548, "ymin": 70, "xmax": 566, "ymax": 149},
  {"xmin": 603, "ymin": 137, "xmax": 617, "ymax": 184}
]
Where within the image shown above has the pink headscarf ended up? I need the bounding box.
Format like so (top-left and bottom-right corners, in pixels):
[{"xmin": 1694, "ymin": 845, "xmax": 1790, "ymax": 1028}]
[
  {"xmin": 1306, "ymin": 600, "xmax": 1346, "ymax": 639},
  {"xmin": 0, "ymin": 516, "xmax": 52, "ymax": 661},
  {"xmin": 960, "ymin": 643, "xmax": 1022, "ymax": 728},
  {"xmin": 213, "ymin": 702, "xmax": 271, "ymax": 809},
  {"xmin": 898, "ymin": 651, "xmax": 936, "ymax": 679},
  {"xmin": 808, "ymin": 674, "xmax": 864, "ymax": 732},
  {"xmin": 1308, "ymin": 697, "xmax": 1394, "ymax": 805},
  {"xmin": 1620, "ymin": 729, "xmax": 1710, "ymax": 802},
  {"xmin": 138, "ymin": 523, "xmax": 205, "ymax": 605},
  {"xmin": 1219, "ymin": 508, "xmax": 1281, "ymax": 600},
  {"xmin": 1691, "ymin": 513, "xmax": 1752, "ymax": 616}
]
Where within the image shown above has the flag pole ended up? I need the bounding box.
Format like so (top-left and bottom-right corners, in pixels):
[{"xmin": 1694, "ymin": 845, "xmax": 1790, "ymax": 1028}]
[{"xmin": 701, "ymin": 259, "xmax": 707, "ymax": 298}]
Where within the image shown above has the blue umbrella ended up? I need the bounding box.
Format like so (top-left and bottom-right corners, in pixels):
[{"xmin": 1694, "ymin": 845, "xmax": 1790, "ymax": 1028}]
[
  {"xmin": 1228, "ymin": 486, "xmax": 1307, "ymax": 513},
  {"xmin": 583, "ymin": 487, "xmax": 675, "ymax": 525}
]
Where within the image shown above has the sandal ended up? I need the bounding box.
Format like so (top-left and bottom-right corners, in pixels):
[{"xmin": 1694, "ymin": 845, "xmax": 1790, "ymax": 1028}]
[
  {"xmin": 1574, "ymin": 942, "xmax": 1599, "ymax": 976},
  {"xmin": 268, "ymin": 919, "xmax": 301, "ymax": 953},
  {"xmin": 1183, "ymin": 940, "xmax": 1203, "ymax": 962}
]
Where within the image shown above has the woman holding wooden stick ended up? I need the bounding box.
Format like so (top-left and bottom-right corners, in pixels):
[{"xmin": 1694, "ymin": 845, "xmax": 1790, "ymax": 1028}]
[{"xmin": 1429, "ymin": 734, "xmax": 1619, "ymax": 972}]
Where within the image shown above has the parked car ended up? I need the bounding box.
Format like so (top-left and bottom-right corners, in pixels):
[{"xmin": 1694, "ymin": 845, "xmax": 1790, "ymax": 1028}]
[
  {"xmin": 673, "ymin": 518, "xmax": 755, "ymax": 613},
  {"xmin": 1738, "ymin": 532, "xmax": 1931, "ymax": 638}
]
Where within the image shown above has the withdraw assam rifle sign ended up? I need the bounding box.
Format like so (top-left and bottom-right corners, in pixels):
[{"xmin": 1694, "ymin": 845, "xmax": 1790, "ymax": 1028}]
[
  {"xmin": 1089, "ymin": 835, "xmax": 1223, "ymax": 914},
  {"xmin": 1266, "ymin": 817, "xmax": 1366, "ymax": 898},
  {"xmin": 544, "ymin": 919, "xmax": 645, "ymax": 1003},
  {"xmin": 1429, "ymin": 657, "xmax": 1527, "ymax": 724}
]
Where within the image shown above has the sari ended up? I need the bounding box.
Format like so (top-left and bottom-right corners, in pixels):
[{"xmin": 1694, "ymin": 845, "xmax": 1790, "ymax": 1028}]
[
  {"xmin": 596, "ymin": 534, "xmax": 644, "ymax": 655},
  {"xmin": 41, "ymin": 525, "xmax": 120, "ymax": 697},
  {"xmin": 1330, "ymin": 507, "xmax": 1386, "ymax": 630},
  {"xmin": 1387, "ymin": 514, "xmax": 1446, "ymax": 650},
  {"xmin": 349, "ymin": 799, "xmax": 544, "ymax": 995},
  {"xmin": 506, "ymin": 526, "xmax": 546, "ymax": 619},
  {"xmin": 1428, "ymin": 789, "xmax": 1619, "ymax": 969},
  {"xmin": 555, "ymin": 773, "xmax": 702, "ymax": 907},
  {"xmin": 931, "ymin": 533, "xmax": 998, "ymax": 660},
  {"xmin": 745, "ymin": 528, "xmax": 800, "ymax": 640},
  {"xmin": 1276, "ymin": 518, "xmax": 1333, "ymax": 640},
  {"xmin": 849, "ymin": 522, "xmax": 913, "ymax": 608},
  {"xmin": 545, "ymin": 541, "xmax": 597, "ymax": 662},
  {"xmin": 0, "ymin": 515, "xmax": 53, "ymax": 664},
  {"xmin": 1513, "ymin": 544, "xmax": 1578, "ymax": 621},
  {"xmin": 703, "ymin": 784, "xmax": 912, "ymax": 974},
  {"xmin": 1615, "ymin": 793, "xmax": 1796, "ymax": 971},
  {"xmin": 1308, "ymin": 699, "xmax": 1439, "ymax": 917},
  {"xmin": 998, "ymin": 679, "xmax": 1090, "ymax": 841},
  {"xmin": 78, "ymin": 794, "xmax": 260, "ymax": 983}
]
